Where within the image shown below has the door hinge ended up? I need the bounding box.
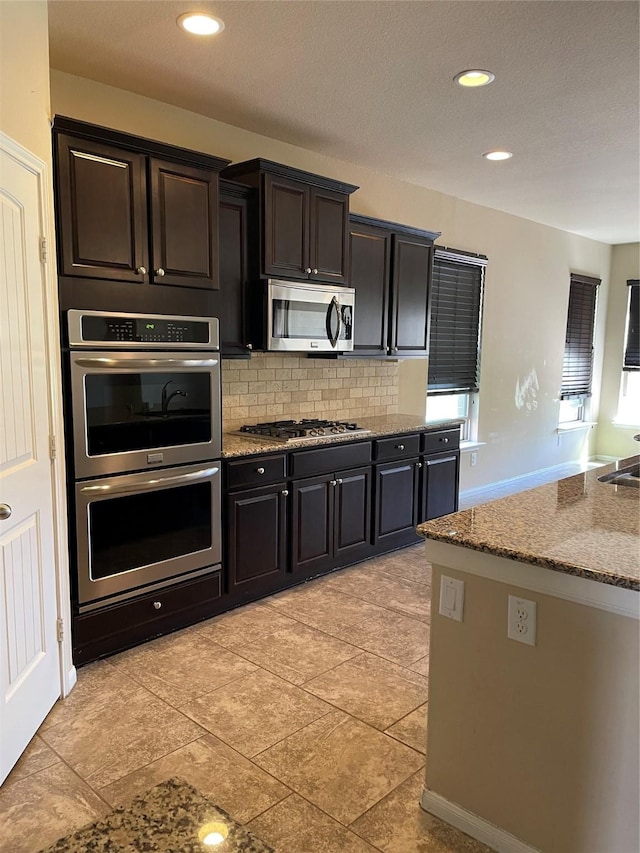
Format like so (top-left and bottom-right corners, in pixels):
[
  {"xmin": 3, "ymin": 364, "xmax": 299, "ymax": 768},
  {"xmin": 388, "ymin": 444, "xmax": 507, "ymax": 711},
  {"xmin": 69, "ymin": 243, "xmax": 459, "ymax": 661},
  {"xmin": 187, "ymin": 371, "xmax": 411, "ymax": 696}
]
[
  {"xmin": 49, "ymin": 434, "xmax": 57, "ymax": 460},
  {"xmin": 56, "ymin": 618, "xmax": 64, "ymax": 643},
  {"xmin": 40, "ymin": 237, "xmax": 48, "ymax": 264}
]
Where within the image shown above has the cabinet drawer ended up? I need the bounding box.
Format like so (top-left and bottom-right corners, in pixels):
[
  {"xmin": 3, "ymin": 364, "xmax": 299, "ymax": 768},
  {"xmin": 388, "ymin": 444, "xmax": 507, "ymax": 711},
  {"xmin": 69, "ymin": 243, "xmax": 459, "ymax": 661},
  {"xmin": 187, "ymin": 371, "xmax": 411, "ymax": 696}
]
[
  {"xmin": 290, "ymin": 441, "xmax": 372, "ymax": 478},
  {"xmin": 73, "ymin": 568, "xmax": 222, "ymax": 665},
  {"xmin": 422, "ymin": 428, "xmax": 460, "ymax": 454},
  {"xmin": 374, "ymin": 434, "xmax": 420, "ymax": 461},
  {"xmin": 227, "ymin": 454, "xmax": 287, "ymax": 489}
]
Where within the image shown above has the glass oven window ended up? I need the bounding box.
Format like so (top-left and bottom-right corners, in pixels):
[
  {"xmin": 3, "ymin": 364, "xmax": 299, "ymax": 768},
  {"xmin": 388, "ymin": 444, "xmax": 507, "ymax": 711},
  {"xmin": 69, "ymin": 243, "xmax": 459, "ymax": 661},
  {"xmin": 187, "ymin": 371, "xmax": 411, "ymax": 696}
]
[
  {"xmin": 272, "ymin": 300, "xmax": 352, "ymax": 341},
  {"xmin": 88, "ymin": 481, "xmax": 212, "ymax": 580},
  {"xmin": 84, "ymin": 371, "xmax": 212, "ymax": 456}
]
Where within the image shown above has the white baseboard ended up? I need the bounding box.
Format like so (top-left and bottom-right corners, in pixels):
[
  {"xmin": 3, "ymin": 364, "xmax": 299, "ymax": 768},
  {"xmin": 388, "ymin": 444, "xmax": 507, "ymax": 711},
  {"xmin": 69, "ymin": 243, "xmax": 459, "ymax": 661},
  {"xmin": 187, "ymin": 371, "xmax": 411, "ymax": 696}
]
[
  {"xmin": 420, "ymin": 788, "xmax": 541, "ymax": 853},
  {"xmin": 460, "ymin": 457, "xmax": 609, "ymax": 505}
]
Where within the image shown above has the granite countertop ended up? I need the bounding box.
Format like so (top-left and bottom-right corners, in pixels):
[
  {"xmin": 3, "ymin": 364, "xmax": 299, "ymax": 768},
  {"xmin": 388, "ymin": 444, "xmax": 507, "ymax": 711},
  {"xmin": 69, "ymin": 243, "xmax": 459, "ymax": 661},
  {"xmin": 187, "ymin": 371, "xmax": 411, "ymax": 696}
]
[
  {"xmin": 418, "ymin": 456, "xmax": 640, "ymax": 591},
  {"xmin": 222, "ymin": 414, "xmax": 462, "ymax": 458}
]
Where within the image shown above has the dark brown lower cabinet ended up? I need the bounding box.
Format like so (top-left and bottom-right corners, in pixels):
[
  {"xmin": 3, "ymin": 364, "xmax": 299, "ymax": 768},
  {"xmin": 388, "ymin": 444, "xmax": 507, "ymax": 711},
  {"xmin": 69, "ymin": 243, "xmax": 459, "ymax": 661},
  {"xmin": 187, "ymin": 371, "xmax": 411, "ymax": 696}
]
[
  {"xmin": 227, "ymin": 482, "xmax": 288, "ymax": 598},
  {"xmin": 291, "ymin": 466, "xmax": 372, "ymax": 576},
  {"xmin": 373, "ymin": 458, "xmax": 422, "ymax": 551},
  {"xmin": 421, "ymin": 451, "xmax": 460, "ymax": 520}
]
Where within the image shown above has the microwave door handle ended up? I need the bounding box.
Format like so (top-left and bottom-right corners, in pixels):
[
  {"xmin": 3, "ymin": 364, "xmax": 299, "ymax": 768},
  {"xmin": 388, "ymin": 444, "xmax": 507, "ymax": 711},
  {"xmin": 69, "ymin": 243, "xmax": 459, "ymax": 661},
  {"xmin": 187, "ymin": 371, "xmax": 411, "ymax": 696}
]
[
  {"xmin": 73, "ymin": 357, "xmax": 218, "ymax": 369},
  {"xmin": 326, "ymin": 297, "xmax": 342, "ymax": 349},
  {"xmin": 79, "ymin": 466, "xmax": 219, "ymax": 495}
]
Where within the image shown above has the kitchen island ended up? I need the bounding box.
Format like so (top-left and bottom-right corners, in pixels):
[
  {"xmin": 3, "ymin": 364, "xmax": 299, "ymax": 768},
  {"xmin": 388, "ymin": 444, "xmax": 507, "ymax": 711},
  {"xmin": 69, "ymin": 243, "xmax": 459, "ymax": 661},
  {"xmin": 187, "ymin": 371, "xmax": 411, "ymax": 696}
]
[{"xmin": 417, "ymin": 457, "xmax": 639, "ymax": 853}]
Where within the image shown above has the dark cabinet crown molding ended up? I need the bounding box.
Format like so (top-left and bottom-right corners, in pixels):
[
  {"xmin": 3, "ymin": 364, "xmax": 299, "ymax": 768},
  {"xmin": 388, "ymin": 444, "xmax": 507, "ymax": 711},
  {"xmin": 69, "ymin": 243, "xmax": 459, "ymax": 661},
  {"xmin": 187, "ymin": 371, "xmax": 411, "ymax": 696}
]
[
  {"xmin": 52, "ymin": 115, "xmax": 231, "ymax": 172},
  {"xmin": 222, "ymin": 158, "xmax": 359, "ymax": 196},
  {"xmin": 350, "ymin": 212, "xmax": 440, "ymax": 243}
]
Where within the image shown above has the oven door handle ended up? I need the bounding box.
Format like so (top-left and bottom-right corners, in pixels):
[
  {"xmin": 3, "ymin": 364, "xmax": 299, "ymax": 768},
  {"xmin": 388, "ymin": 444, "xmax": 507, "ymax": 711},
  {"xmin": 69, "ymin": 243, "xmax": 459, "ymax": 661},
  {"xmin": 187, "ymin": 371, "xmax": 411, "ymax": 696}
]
[
  {"xmin": 73, "ymin": 357, "xmax": 219, "ymax": 369},
  {"xmin": 79, "ymin": 466, "xmax": 219, "ymax": 495}
]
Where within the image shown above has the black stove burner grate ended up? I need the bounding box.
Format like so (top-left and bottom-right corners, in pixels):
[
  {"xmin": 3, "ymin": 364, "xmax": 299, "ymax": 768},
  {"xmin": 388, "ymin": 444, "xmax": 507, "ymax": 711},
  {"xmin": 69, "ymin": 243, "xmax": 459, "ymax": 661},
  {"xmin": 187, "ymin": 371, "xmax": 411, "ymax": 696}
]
[{"xmin": 237, "ymin": 418, "xmax": 368, "ymax": 440}]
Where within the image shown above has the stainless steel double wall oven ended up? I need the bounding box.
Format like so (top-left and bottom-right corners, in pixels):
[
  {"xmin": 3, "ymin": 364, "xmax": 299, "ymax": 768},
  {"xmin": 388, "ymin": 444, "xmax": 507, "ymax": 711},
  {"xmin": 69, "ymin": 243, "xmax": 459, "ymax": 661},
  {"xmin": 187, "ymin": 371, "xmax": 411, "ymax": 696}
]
[{"xmin": 66, "ymin": 310, "xmax": 222, "ymax": 610}]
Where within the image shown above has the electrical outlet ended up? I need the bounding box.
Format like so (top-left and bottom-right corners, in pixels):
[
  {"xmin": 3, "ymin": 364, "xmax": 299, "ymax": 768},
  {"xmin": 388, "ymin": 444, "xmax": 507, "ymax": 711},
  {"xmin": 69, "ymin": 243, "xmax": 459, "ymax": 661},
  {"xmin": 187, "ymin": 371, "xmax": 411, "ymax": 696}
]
[
  {"xmin": 507, "ymin": 595, "xmax": 536, "ymax": 646},
  {"xmin": 470, "ymin": 452, "xmax": 477, "ymax": 467}
]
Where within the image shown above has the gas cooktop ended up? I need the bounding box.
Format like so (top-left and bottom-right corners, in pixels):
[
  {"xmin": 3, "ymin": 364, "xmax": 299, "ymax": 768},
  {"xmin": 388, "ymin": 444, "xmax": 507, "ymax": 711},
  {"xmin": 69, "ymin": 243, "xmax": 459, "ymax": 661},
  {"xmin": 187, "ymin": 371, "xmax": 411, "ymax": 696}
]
[{"xmin": 233, "ymin": 419, "xmax": 371, "ymax": 443}]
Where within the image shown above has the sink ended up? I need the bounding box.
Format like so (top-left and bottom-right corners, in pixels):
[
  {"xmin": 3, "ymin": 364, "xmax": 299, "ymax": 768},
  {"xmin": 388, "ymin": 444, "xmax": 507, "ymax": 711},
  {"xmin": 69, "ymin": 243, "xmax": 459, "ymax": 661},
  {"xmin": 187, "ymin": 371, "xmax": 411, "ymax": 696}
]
[{"xmin": 598, "ymin": 463, "xmax": 640, "ymax": 488}]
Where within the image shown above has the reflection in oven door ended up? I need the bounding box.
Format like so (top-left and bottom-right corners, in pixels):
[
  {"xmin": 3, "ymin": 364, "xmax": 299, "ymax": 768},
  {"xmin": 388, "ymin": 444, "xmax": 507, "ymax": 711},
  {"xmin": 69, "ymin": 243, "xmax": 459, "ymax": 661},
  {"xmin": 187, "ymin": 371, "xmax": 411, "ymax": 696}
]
[{"xmin": 75, "ymin": 463, "xmax": 222, "ymax": 607}]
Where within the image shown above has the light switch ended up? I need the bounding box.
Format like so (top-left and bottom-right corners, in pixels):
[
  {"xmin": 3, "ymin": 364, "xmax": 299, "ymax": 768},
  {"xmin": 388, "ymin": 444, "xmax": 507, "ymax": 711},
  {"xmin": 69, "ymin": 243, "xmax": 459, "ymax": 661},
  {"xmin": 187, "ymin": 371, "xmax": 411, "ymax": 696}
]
[{"xmin": 439, "ymin": 575, "xmax": 464, "ymax": 622}]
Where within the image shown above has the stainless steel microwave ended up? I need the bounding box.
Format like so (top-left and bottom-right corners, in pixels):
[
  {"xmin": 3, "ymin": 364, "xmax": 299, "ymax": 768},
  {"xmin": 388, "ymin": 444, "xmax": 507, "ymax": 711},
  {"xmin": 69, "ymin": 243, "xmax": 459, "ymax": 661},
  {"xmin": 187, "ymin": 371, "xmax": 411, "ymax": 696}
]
[{"xmin": 266, "ymin": 279, "xmax": 355, "ymax": 352}]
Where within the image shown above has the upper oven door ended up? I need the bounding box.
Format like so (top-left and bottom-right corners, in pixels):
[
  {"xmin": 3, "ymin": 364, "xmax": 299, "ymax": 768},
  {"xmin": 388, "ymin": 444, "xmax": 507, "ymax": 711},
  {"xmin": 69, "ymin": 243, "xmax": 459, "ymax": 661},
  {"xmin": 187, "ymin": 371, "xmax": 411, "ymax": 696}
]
[
  {"xmin": 267, "ymin": 280, "xmax": 355, "ymax": 352},
  {"xmin": 69, "ymin": 350, "xmax": 221, "ymax": 478}
]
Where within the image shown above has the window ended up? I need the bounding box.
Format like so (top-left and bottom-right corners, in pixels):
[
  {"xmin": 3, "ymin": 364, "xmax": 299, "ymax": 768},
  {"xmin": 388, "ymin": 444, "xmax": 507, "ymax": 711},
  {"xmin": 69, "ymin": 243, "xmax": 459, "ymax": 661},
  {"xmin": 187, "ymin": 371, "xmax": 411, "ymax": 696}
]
[
  {"xmin": 426, "ymin": 247, "xmax": 486, "ymax": 439},
  {"xmin": 616, "ymin": 280, "xmax": 640, "ymax": 425},
  {"xmin": 559, "ymin": 273, "xmax": 600, "ymax": 422}
]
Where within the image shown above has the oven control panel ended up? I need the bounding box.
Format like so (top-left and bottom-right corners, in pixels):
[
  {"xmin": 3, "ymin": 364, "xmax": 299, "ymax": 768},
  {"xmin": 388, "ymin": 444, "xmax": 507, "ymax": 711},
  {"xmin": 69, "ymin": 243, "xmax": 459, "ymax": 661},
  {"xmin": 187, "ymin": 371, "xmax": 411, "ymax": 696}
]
[{"xmin": 67, "ymin": 310, "xmax": 219, "ymax": 349}]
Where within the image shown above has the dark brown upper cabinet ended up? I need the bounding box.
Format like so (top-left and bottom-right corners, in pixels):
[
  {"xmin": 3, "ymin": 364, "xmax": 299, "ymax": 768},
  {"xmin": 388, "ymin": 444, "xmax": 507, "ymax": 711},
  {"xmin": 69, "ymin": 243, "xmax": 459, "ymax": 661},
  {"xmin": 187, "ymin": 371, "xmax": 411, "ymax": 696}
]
[
  {"xmin": 221, "ymin": 159, "xmax": 358, "ymax": 285},
  {"xmin": 53, "ymin": 117, "xmax": 230, "ymax": 291},
  {"xmin": 349, "ymin": 214, "xmax": 440, "ymax": 358}
]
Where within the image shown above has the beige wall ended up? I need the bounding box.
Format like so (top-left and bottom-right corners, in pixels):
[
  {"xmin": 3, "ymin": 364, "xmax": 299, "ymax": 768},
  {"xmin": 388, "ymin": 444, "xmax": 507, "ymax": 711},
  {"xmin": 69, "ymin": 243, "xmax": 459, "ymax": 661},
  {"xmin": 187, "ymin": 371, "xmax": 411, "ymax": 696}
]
[
  {"xmin": 50, "ymin": 70, "xmax": 613, "ymax": 490},
  {"xmin": 0, "ymin": 1, "xmax": 51, "ymax": 160},
  {"xmin": 426, "ymin": 564, "xmax": 639, "ymax": 852},
  {"xmin": 596, "ymin": 242, "xmax": 640, "ymax": 458}
]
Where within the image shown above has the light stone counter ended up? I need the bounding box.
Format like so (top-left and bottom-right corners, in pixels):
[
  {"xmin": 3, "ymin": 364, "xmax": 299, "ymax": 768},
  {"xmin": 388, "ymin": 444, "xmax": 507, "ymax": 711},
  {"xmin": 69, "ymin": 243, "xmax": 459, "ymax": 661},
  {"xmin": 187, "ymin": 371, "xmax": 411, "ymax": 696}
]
[
  {"xmin": 418, "ymin": 456, "xmax": 639, "ymax": 590},
  {"xmin": 222, "ymin": 414, "xmax": 462, "ymax": 459}
]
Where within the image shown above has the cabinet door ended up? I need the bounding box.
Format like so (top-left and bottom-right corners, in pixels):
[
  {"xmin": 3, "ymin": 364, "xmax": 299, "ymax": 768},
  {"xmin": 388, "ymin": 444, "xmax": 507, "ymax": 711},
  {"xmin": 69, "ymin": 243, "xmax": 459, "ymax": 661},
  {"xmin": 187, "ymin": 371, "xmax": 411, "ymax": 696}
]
[
  {"xmin": 215, "ymin": 189, "xmax": 248, "ymax": 354},
  {"xmin": 291, "ymin": 475, "xmax": 334, "ymax": 575},
  {"xmin": 55, "ymin": 134, "xmax": 147, "ymax": 282},
  {"xmin": 422, "ymin": 452, "xmax": 460, "ymax": 521},
  {"xmin": 334, "ymin": 467, "xmax": 373, "ymax": 564},
  {"xmin": 309, "ymin": 188, "xmax": 350, "ymax": 284},
  {"xmin": 349, "ymin": 222, "xmax": 391, "ymax": 355},
  {"xmin": 390, "ymin": 233, "xmax": 433, "ymax": 356},
  {"xmin": 263, "ymin": 173, "xmax": 309, "ymax": 279},
  {"xmin": 227, "ymin": 483, "xmax": 287, "ymax": 594},
  {"xmin": 149, "ymin": 159, "xmax": 219, "ymax": 290},
  {"xmin": 374, "ymin": 459, "xmax": 421, "ymax": 551}
]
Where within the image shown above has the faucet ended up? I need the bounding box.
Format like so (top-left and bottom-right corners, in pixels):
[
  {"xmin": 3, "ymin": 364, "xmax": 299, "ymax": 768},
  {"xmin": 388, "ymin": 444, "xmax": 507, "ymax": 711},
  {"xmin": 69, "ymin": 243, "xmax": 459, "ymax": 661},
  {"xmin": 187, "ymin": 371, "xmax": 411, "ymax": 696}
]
[{"xmin": 161, "ymin": 380, "xmax": 187, "ymax": 413}]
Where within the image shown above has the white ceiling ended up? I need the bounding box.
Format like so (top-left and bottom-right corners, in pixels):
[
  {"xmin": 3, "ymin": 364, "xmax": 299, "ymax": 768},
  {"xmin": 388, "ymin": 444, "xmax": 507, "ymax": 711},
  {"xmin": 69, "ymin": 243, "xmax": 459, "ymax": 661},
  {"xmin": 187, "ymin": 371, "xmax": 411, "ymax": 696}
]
[{"xmin": 48, "ymin": 0, "xmax": 639, "ymax": 245}]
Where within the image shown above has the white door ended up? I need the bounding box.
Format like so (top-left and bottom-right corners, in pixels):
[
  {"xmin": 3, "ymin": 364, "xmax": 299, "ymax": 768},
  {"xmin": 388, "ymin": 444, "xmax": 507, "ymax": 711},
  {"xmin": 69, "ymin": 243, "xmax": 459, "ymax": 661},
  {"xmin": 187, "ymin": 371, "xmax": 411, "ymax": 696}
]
[{"xmin": 0, "ymin": 139, "xmax": 60, "ymax": 784}]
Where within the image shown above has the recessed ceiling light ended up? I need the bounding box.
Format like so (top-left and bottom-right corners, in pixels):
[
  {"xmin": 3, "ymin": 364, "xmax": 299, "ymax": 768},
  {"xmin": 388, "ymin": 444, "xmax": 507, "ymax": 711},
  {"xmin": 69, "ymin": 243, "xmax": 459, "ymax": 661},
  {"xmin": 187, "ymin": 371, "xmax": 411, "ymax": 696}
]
[
  {"xmin": 454, "ymin": 70, "xmax": 495, "ymax": 88},
  {"xmin": 483, "ymin": 150, "xmax": 513, "ymax": 161},
  {"xmin": 177, "ymin": 13, "xmax": 224, "ymax": 36}
]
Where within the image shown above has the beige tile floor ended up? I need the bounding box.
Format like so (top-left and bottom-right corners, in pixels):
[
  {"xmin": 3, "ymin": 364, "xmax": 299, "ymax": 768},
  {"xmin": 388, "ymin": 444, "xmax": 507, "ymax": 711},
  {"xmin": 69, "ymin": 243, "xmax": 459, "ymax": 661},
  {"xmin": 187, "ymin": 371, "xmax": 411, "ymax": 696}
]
[{"xmin": 0, "ymin": 542, "xmax": 493, "ymax": 853}]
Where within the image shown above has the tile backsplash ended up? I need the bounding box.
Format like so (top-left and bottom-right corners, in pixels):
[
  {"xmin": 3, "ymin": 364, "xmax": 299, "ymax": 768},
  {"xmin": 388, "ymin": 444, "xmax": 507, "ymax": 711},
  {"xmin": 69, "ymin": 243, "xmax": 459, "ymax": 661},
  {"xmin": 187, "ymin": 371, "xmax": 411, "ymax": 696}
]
[{"xmin": 222, "ymin": 353, "xmax": 399, "ymax": 431}]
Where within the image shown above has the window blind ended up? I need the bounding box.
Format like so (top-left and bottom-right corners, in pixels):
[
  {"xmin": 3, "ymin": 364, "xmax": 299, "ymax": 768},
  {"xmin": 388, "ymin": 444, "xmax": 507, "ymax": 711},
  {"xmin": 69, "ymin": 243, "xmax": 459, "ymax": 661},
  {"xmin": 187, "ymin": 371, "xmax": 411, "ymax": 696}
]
[
  {"xmin": 623, "ymin": 280, "xmax": 639, "ymax": 371},
  {"xmin": 428, "ymin": 247, "xmax": 486, "ymax": 393},
  {"xmin": 560, "ymin": 274, "xmax": 600, "ymax": 399}
]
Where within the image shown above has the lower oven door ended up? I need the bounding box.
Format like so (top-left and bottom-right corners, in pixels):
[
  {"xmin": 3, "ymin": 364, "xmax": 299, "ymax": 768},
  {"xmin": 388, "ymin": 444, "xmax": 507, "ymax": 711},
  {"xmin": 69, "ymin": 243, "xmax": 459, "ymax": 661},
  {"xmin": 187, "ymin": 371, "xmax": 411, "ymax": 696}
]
[{"xmin": 75, "ymin": 462, "xmax": 221, "ymax": 607}]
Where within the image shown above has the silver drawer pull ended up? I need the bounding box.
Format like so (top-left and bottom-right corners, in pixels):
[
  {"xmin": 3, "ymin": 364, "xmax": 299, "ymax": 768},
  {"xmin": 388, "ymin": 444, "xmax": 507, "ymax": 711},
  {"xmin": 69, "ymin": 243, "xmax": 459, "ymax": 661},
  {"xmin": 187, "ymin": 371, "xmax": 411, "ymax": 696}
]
[
  {"xmin": 153, "ymin": 601, "xmax": 162, "ymax": 610},
  {"xmin": 396, "ymin": 444, "xmax": 405, "ymax": 451},
  {"xmin": 0, "ymin": 503, "xmax": 12, "ymax": 520},
  {"xmin": 441, "ymin": 437, "xmax": 449, "ymax": 443},
  {"xmin": 282, "ymin": 489, "xmax": 289, "ymax": 497},
  {"xmin": 257, "ymin": 467, "xmax": 265, "ymax": 475}
]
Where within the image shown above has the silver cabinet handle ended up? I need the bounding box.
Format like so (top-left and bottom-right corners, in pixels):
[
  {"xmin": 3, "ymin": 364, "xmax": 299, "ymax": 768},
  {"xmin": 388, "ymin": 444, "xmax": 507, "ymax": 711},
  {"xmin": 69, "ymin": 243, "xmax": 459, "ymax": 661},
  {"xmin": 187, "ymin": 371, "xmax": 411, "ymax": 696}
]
[
  {"xmin": 416, "ymin": 462, "xmax": 423, "ymax": 469},
  {"xmin": 137, "ymin": 266, "xmax": 147, "ymax": 275},
  {"xmin": 336, "ymin": 478, "xmax": 343, "ymax": 485},
  {"xmin": 330, "ymin": 480, "xmax": 337, "ymax": 486},
  {"xmin": 305, "ymin": 267, "xmax": 312, "ymax": 274},
  {"xmin": 155, "ymin": 268, "xmax": 165, "ymax": 277},
  {"xmin": 396, "ymin": 444, "xmax": 405, "ymax": 451},
  {"xmin": 0, "ymin": 503, "xmax": 12, "ymax": 520},
  {"xmin": 257, "ymin": 467, "xmax": 265, "ymax": 475},
  {"xmin": 245, "ymin": 343, "xmax": 253, "ymax": 350},
  {"xmin": 153, "ymin": 601, "xmax": 162, "ymax": 610},
  {"xmin": 281, "ymin": 489, "xmax": 289, "ymax": 497},
  {"xmin": 392, "ymin": 347, "xmax": 399, "ymax": 353},
  {"xmin": 441, "ymin": 437, "xmax": 449, "ymax": 443},
  {"xmin": 312, "ymin": 268, "xmax": 318, "ymax": 274}
]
